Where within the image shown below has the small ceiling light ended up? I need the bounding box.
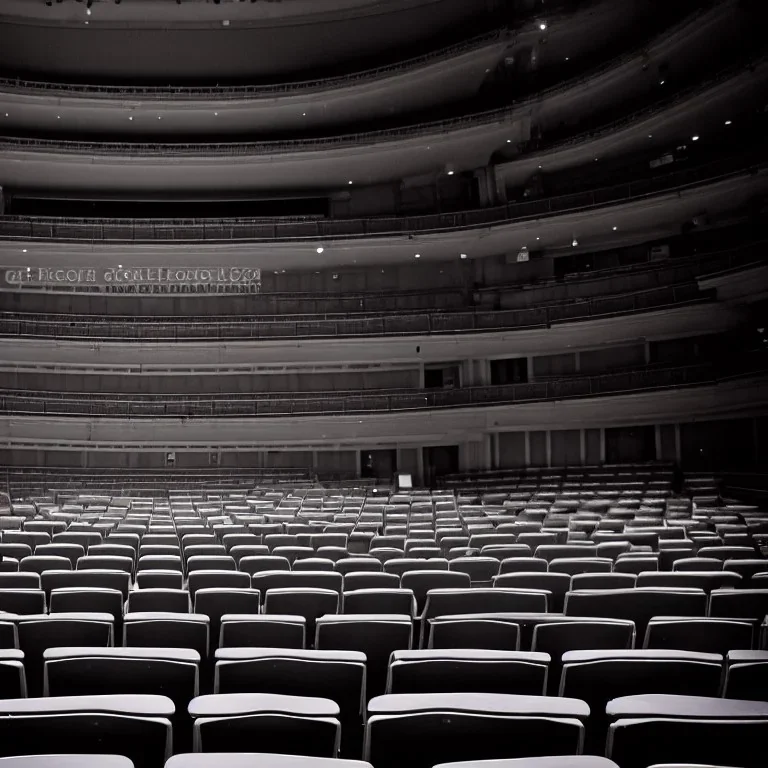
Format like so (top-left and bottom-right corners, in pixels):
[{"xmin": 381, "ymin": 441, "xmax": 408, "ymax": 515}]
[
  {"xmin": 659, "ymin": 80, "xmax": 665, "ymax": 85},
  {"xmin": 565, "ymin": 57, "xmax": 569, "ymax": 61},
  {"xmin": 460, "ymin": 253, "xmax": 467, "ymax": 259},
  {"xmin": 725, "ymin": 120, "xmax": 732, "ymax": 125},
  {"xmin": 447, "ymin": 170, "xmax": 454, "ymax": 176},
  {"xmin": 572, "ymin": 238, "xmax": 578, "ymax": 247},
  {"xmin": 348, "ymin": 180, "xmax": 353, "ymax": 185},
  {"xmin": 128, "ymin": 116, "xmax": 133, "ymax": 120},
  {"xmin": 316, "ymin": 247, "xmax": 324, "ymax": 254},
  {"xmin": 86, "ymin": 7, "xmax": 91, "ymax": 14},
  {"xmin": 539, "ymin": 22, "xmax": 547, "ymax": 30},
  {"xmin": 214, "ymin": 112, "xmax": 218, "ymax": 116},
  {"xmin": 648, "ymin": 134, "xmax": 652, "ymax": 138},
  {"xmin": 302, "ymin": 112, "xmax": 306, "ymax": 116},
  {"xmin": 414, "ymin": 253, "xmax": 421, "ymax": 259},
  {"xmin": 612, "ymin": 226, "xmax": 618, "ymax": 231},
  {"xmin": 536, "ymin": 236, "xmax": 540, "ymax": 240},
  {"xmin": 594, "ymin": 157, "xmax": 598, "ymax": 161},
  {"xmin": 56, "ymin": 115, "xmax": 60, "ymax": 119},
  {"xmin": 692, "ymin": 135, "xmax": 699, "ymax": 141},
  {"xmin": 118, "ymin": 264, "xmax": 122, "ymax": 268},
  {"xmin": 506, "ymin": 139, "xmax": 511, "ymax": 143},
  {"xmin": 22, "ymin": 249, "xmax": 27, "ymax": 253}
]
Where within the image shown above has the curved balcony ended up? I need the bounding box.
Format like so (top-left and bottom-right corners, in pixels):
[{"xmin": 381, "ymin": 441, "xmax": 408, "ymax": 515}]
[
  {"xmin": 2, "ymin": 152, "xmax": 764, "ymax": 243},
  {"xmin": 0, "ymin": 31, "xmax": 509, "ymax": 135},
  {"xmin": 2, "ymin": 355, "xmax": 765, "ymax": 419},
  {"xmin": 0, "ymin": 283, "xmax": 712, "ymax": 341}
]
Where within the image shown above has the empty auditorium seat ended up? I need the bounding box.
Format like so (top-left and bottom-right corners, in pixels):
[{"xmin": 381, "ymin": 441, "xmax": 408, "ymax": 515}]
[
  {"xmin": 723, "ymin": 650, "xmax": 768, "ymax": 700},
  {"xmin": 188, "ymin": 694, "xmax": 341, "ymax": 757},
  {"xmin": 123, "ymin": 613, "xmax": 210, "ymax": 659},
  {"xmin": 428, "ymin": 617, "xmax": 521, "ymax": 651},
  {"xmin": 643, "ymin": 617, "xmax": 754, "ymax": 654},
  {"xmin": 365, "ymin": 693, "xmax": 589, "ymax": 768},
  {"xmin": 0, "ymin": 649, "xmax": 26, "ymax": 698},
  {"xmin": 0, "ymin": 695, "xmax": 174, "ymax": 768}
]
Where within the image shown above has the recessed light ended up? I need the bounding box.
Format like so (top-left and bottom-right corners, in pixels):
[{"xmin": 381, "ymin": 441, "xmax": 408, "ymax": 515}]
[
  {"xmin": 447, "ymin": 170, "xmax": 454, "ymax": 176},
  {"xmin": 506, "ymin": 139, "xmax": 511, "ymax": 143},
  {"xmin": 594, "ymin": 157, "xmax": 598, "ymax": 161},
  {"xmin": 22, "ymin": 249, "xmax": 27, "ymax": 253},
  {"xmin": 536, "ymin": 236, "xmax": 540, "ymax": 240},
  {"xmin": 302, "ymin": 112, "xmax": 306, "ymax": 116},
  {"xmin": 316, "ymin": 247, "xmax": 324, "ymax": 254},
  {"xmin": 565, "ymin": 57, "xmax": 569, "ymax": 61},
  {"xmin": 118, "ymin": 264, "xmax": 122, "ymax": 268},
  {"xmin": 692, "ymin": 135, "xmax": 699, "ymax": 141},
  {"xmin": 572, "ymin": 238, "xmax": 578, "ymax": 247},
  {"xmin": 414, "ymin": 253, "xmax": 421, "ymax": 259},
  {"xmin": 214, "ymin": 112, "xmax": 218, "ymax": 116},
  {"xmin": 86, "ymin": 7, "xmax": 91, "ymax": 14},
  {"xmin": 128, "ymin": 116, "xmax": 133, "ymax": 121},
  {"xmin": 725, "ymin": 120, "xmax": 732, "ymax": 125},
  {"xmin": 612, "ymin": 226, "xmax": 618, "ymax": 231},
  {"xmin": 460, "ymin": 253, "xmax": 467, "ymax": 259},
  {"xmin": 539, "ymin": 22, "xmax": 547, "ymax": 30},
  {"xmin": 158, "ymin": 116, "xmax": 162, "ymax": 120},
  {"xmin": 659, "ymin": 80, "xmax": 665, "ymax": 85},
  {"xmin": 348, "ymin": 180, "xmax": 353, "ymax": 185},
  {"xmin": 56, "ymin": 115, "xmax": 60, "ymax": 119},
  {"xmin": 648, "ymin": 134, "xmax": 652, "ymax": 138}
]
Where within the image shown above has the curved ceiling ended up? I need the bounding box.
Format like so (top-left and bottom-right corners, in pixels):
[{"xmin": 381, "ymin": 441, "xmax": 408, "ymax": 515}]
[{"xmin": 0, "ymin": 0, "xmax": 500, "ymax": 81}]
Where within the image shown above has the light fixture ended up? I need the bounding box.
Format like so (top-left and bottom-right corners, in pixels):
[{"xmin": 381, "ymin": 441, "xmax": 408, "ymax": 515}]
[
  {"xmin": 538, "ymin": 165, "xmax": 542, "ymax": 169},
  {"xmin": 56, "ymin": 115, "xmax": 60, "ymax": 119},
  {"xmin": 316, "ymin": 247, "xmax": 324, "ymax": 254},
  {"xmin": 22, "ymin": 249, "xmax": 27, "ymax": 253},
  {"xmin": 348, "ymin": 180, "xmax": 353, "ymax": 185},
  {"xmin": 648, "ymin": 134, "xmax": 652, "ymax": 138},
  {"xmin": 118, "ymin": 264, "xmax": 122, "ymax": 268},
  {"xmin": 572, "ymin": 238, "xmax": 578, "ymax": 247},
  {"xmin": 447, "ymin": 170, "xmax": 454, "ymax": 176},
  {"xmin": 506, "ymin": 139, "xmax": 511, "ymax": 143},
  {"xmin": 659, "ymin": 80, "xmax": 665, "ymax": 85},
  {"xmin": 536, "ymin": 236, "xmax": 540, "ymax": 240},
  {"xmin": 725, "ymin": 120, "xmax": 732, "ymax": 125},
  {"xmin": 302, "ymin": 112, "xmax": 306, "ymax": 116},
  {"xmin": 612, "ymin": 226, "xmax": 618, "ymax": 231},
  {"xmin": 158, "ymin": 116, "xmax": 162, "ymax": 120},
  {"xmin": 128, "ymin": 116, "xmax": 133, "ymax": 121},
  {"xmin": 460, "ymin": 253, "xmax": 467, "ymax": 259},
  {"xmin": 565, "ymin": 57, "xmax": 569, "ymax": 61},
  {"xmin": 692, "ymin": 135, "xmax": 699, "ymax": 141},
  {"xmin": 214, "ymin": 112, "xmax": 218, "ymax": 116},
  {"xmin": 539, "ymin": 22, "xmax": 547, "ymax": 30},
  {"xmin": 414, "ymin": 253, "xmax": 421, "ymax": 259}
]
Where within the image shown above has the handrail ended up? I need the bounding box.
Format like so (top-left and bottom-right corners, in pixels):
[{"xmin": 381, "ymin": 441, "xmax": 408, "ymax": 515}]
[
  {"xmin": 0, "ymin": 105, "xmax": 514, "ymax": 155},
  {"xmin": 1, "ymin": 358, "xmax": 765, "ymax": 418},
  {"xmin": 0, "ymin": 284, "xmax": 711, "ymax": 341},
  {"xmin": 0, "ymin": 30, "xmax": 506, "ymax": 99},
  {"xmin": 1, "ymin": 153, "xmax": 764, "ymax": 244}
]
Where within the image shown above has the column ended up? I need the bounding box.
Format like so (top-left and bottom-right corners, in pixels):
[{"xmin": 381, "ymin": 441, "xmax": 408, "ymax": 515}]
[
  {"xmin": 545, "ymin": 431, "xmax": 552, "ymax": 468},
  {"xmin": 599, "ymin": 428, "xmax": 606, "ymax": 464},
  {"xmin": 492, "ymin": 433, "xmax": 501, "ymax": 470},
  {"xmin": 674, "ymin": 424, "xmax": 682, "ymax": 464},
  {"xmin": 524, "ymin": 432, "xmax": 531, "ymax": 467},
  {"xmin": 418, "ymin": 363, "xmax": 425, "ymax": 389},
  {"xmin": 312, "ymin": 451, "xmax": 319, "ymax": 478},
  {"xmin": 526, "ymin": 356, "xmax": 534, "ymax": 382},
  {"xmin": 354, "ymin": 450, "xmax": 362, "ymax": 478},
  {"xmin": 415, "ymin": 447, "xmax": 424, "ymax": 487},
  {"xmin": 654, "ymin": 425, "xmax": 662, "ymax": 462},
  {"xmin": 579, "ymin": 430, "xmax": 586, "ymax": 466}
]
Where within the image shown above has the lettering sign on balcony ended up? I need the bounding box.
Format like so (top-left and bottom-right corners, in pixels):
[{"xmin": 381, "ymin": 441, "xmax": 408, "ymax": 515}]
[{"xmin": 2, "ymin": 266, "xmax": 261, "ymax": 293}]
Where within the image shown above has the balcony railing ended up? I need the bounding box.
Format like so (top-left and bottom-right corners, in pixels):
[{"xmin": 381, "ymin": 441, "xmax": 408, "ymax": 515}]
[
  {"xmin": 0, "ymin": 31, "xmax": 506, "ymax": 99},
  {"xmin": 2, "ymin": 358, "xmax": 765, "ymax": 418},
  {"xmin": 0, "ymin": 284, "xmax": 711, "ymax": 341},
  {"xmin": 1, "ymin": 153, "xmax": 763, "ymax": 244}
]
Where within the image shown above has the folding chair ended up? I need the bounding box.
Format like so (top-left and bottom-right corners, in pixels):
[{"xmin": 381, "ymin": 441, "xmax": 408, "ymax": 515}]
[
  {"xmin": 387, "ymin": 649, "xmax": 549, "ymax": 696},
  {"xmin": 44, "ymin": 647, "xmax": 200, "ymax": 752},
  {"xmin": 531, "ymin": 619, "xmax": 636, "ymax": 695},
  {"xmin": 448, "ymin": 557, "xmax": 500, "ymax": 586},
  {"xmin": 343, "ymin": 589, "xmax": 416, "ymax": 617},
  {"xmin": 494, "ymin": 572, "xmax": 570, "ymax": 612},
  {"xmin": 709, "ymin": 589, "xmax": 768, "ymax": 620},
  {"xmin": 570, "ymin": 573, "xmax": 636, "ymax": 591},
  {"xmin": 606, "ymin": 694, "xmax": 768, "ymax": 768},
  {"xmin": 0, "ymin": 649, "xmax": 26, "ymax": 698},
  {"xmin": 316, "ymin": 614, "xmax": 412, "ymax": 699},
  {"xmin": 189, "ymin": 693, "xmax": 341, "ymax": 758},
  {"xmin": 264, "ymin": 588, "xmax": 340, "ymax": 645},
  {"xmin": 0, "ymin": 589, "xmax": 46, "ymax": 615},
  {"xmin": 428, "ymin": 617, "xmax": 521, "ymax": 651},
  {"xmin": 214, "ymin": 649, "xmax": 365, "ymax": 757},
  {"xmin": 17, "ymin": 612, "xmax": 114, "ymax": 697},
  {"xmin": 723, "ymin": 650, "xmax": 768, "ymax": 700},
  {"xmin": 219, "ymin": 614, "xmax": 306, "ymax": 650},
  {"xmin": 135, "ymin": 570, "xmax": 184, "ymax": 590},
  {"xmin": 560, "ymin": 649, "xmax": 725, "ymax": 753},
  {"xmin": 0, "ymin": 757, "xmax": 134, "ymax": 768},
  {"xmin": 0, "ymin": 573, "xmax": 40, "ymax": 590},
  {"xmin": 33, "ymin": 543, "xmax": 85, "ymax": 568},
  {"xmin": 193, "ymin": 588, "xmax": 262, "ymax": 651},
  {"xmin": 365, "ymin": 693, "xmax": 589, "ymax": 768},
  {"xmin": 124, "ymin": 613, "xmax": 210, "ymax": 659},
  {"xmin": 343, "ymin": 572, "xmax": 399, "ymax": 591},
  {"xmin": 432, "ymin": 759, "xmax": 618, "ymax": 768},
  {"xmin": 0, "ymin": 695, "xmax": 174, "ymax": 768},
  {"xmin": 126, "ymin": 589, "xmax": 191, "ymax": 614},
  {"xmin": 187, "ymin": 571, "xmax": 250, "ymax": 598},
  {"xmin": 643, "ymin": 617, "xmax": 754, "ymax": 654},
  {"xmin": 564, "ymin": 587, "xmax": 707, "ymax": 640}
]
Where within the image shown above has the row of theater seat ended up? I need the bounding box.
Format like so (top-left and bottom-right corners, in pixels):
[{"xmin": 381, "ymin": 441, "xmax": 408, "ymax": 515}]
[{"xmin": 0, "ymin": 690, "xmax": 766, "ymax": 768}]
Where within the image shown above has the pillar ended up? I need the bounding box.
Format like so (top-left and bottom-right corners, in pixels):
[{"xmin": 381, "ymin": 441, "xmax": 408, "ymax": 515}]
[
  {"xmin": 674, "ymin": 424, "xmax": 682, "ymax": 464},
  {"xmin": 599, "ymin": 428, "xmax": 606, "ymax": 464},
  {"xmin": 579, "ymin": 430, "xmax": 586, "ymax": 465}
]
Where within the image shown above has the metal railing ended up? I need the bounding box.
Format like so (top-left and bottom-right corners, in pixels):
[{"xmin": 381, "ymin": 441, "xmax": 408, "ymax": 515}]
[
  {"xmin": 1, "ymin": 154, "xmax": 763, "ymax": 244},
  {"xmin": 0, "ymin": 284, "xmax": 710, "ymax": 341},
  {"xmin": 1, "ymin": 358, "xmax": 765, "ymax": 418},
  {"xmin": 0, "ymin": 31, "xmax": 506, "ymax": 99}
]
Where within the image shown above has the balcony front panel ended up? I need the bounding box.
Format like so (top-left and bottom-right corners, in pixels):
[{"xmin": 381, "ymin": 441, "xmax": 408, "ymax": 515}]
[
  {"xmin": 0, "ymin": 33, "xmax": 509, "ymax": 135},
  {"xmin": 2, "ymin": 373, "xmax": 765, "ymax": 450},
  {"xmin": 0, "ymin": 303, "xmax": 746, "ymax": 369}
]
